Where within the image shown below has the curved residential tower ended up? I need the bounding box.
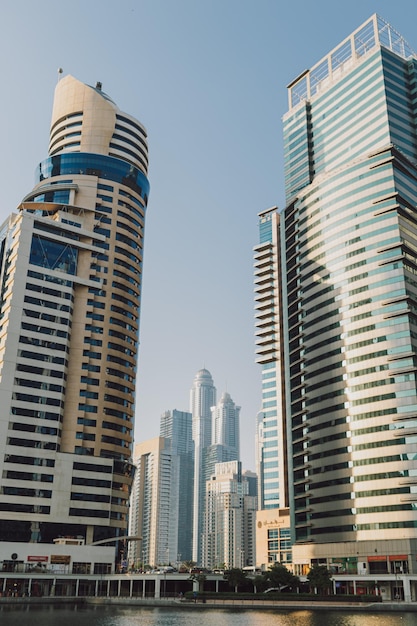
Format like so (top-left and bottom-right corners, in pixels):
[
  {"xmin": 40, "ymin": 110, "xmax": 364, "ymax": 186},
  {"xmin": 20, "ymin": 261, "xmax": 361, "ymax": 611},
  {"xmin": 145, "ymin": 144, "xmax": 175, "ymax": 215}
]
[{"xmin": 0, "ymin": 75, "xmax": 149, "ymax": 546}]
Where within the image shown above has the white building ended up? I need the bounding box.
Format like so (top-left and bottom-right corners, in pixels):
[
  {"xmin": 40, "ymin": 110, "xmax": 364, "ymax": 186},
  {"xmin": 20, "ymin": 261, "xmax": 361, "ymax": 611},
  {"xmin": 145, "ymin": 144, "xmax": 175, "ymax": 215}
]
[
  {"xmin": 0, "ymin": 538, "xmax": 115, "ymax": 575},
  {"xmin": 203, "ymin": 461, "xmax": 257, "ymax": 570},
  {"xmin": 128, "ymin": 438, "xmax": 170, "ymax": 568},
  {"xmin": 190, "ymin": 369, "xmax": 216, "ymax": 564},
  {"xmin": 211, "ymin": 391, "xmax": 240, "ymax": 458}
]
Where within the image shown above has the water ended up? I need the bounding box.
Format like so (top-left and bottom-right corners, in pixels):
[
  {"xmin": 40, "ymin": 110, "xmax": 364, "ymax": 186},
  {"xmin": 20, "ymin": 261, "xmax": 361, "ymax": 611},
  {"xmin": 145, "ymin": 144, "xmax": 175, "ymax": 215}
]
[{"xmin": 0, "ymin": 605, "xmax": 415, "ymax": 626}]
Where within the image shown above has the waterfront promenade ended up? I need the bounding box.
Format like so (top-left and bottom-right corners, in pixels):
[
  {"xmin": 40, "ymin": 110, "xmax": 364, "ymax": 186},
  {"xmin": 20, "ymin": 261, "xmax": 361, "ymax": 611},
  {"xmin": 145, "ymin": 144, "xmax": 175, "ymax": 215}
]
[
  {"xmin": 0, "ymin": 570, "xmax": 416, "ymax": 610},
  {"xmin": 0, "ymin": 594, "xmax": 416, "ymax": 612}
]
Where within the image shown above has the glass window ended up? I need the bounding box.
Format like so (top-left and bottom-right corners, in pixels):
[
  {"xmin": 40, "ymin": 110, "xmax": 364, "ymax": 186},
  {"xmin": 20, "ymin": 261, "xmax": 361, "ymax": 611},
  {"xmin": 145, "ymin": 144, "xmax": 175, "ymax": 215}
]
[{"xmin": 30, "ymin": 235, "xmax": 77, "ymax": 274}]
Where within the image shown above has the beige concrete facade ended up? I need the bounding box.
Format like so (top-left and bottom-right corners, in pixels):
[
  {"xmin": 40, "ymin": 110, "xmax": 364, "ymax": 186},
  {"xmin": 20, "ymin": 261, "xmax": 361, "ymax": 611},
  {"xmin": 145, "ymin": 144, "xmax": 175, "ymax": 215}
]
[
  {"xmin": 0, "ymin": 75, "xmax": 149, "ymax": 545},
  {"xmin": 255, "ymin": 507, "xmax": 291, "ymax": 571},
  {"xmin": 129, "ymin": 438, "xmax": 170, "ymax": 568}
]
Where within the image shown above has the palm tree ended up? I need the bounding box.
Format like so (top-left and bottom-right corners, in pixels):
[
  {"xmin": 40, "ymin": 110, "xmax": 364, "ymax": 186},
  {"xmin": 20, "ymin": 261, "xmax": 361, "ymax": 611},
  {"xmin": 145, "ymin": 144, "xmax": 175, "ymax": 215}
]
[{"xmin": 182, "ymin": 560, "xmax": 196, "ymax": 573}]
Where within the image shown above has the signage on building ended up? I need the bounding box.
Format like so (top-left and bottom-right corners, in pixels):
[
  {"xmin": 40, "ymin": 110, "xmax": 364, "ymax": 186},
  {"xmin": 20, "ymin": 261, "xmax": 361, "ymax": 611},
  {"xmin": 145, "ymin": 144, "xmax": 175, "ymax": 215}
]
[
  {"xmin": 51, "ymin": 555, "xmax": 71, "ymax": 564},
  {"xmin": 27, "ymin": 556, "xmax": 48, "ymax": 562}
]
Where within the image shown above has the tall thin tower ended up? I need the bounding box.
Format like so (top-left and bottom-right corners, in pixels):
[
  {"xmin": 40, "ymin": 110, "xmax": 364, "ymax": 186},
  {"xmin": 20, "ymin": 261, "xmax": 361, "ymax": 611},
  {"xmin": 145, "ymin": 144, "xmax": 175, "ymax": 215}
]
[
  {"xmin": 160, "ymin": 409, "xmax": 194, "ymax": 562},
  {"xmin": 211, "ymin": 391, "xmax": 240, "ymax": 459},
  {"xmin": 190, "ymin": 368, "xmax": 216, "ymax": 564},
  {"xmin": 0, "ymin": 75, "xmax": 149, "ymax": 545}
]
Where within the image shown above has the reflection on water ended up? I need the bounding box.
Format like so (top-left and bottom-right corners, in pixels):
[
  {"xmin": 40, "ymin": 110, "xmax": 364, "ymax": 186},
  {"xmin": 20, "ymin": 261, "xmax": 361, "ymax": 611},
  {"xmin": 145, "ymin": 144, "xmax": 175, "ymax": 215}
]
[{"xmin": 0, "ymin": 606, "xmax": 415, "ymax": 626}]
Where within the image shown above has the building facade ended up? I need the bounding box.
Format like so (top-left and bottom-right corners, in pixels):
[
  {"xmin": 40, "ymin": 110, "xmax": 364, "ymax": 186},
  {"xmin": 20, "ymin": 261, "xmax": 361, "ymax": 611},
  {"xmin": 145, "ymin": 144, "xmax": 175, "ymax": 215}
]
[
  {"xmin": 128, "ymin": 437, "xmax": 170, "ymax": 568},
  {"xmin": 211, "ymin": 391, "xmax": 240, "ymax": 458},
  {"xmin": 203, "ymin": 461, "xmax": 257, "ymax": 570},
  {"xmin": 254, "ymin": 207, "xmax": 291, "ymax": 569},
  {"xmin": 255, "ymin": 508, "xmax": 291, "ymax": 570},
  {"xmin": 284, "ymin": 12, "xmax": 417, "ymax": 554},
  {"xmin": 202, "ymin": 390, "xmax": 242, "ymax": 527},
  {"xmin": 190, "ymin": 368, "xmax": 216, "ymax": 564},
  {"xmin": 256, "ymin": 14, "xmax": 417, "ymax": 590},
  {"xmin": 0, "ymin": 75, "xmax": 149, "ymax": 546},
  {"xmin": 129, "ymin": 410, "xmax": 194, "ymax": 568},
  {"xmin": 254, "ymin": 208, "xmax": 288, "ymax": 512},
  {"xmin": 159, "ymin": 409, "xmax": 194, "ymax": 563}
]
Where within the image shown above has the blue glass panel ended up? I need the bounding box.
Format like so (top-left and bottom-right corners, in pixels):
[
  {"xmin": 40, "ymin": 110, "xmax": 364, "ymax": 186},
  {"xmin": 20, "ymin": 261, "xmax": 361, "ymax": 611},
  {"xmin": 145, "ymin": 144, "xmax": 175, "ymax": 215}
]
[{"xmin": 36, "ymin": 153, "xmax": 150, "ymax": 205}]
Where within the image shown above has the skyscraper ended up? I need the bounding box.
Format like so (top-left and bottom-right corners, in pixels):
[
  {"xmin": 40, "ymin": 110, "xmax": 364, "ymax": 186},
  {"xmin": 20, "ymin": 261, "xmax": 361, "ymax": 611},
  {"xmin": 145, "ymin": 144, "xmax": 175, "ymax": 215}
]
[
  {"xmin": 160, "ymin": 409, "xmax": 194, "ymax": 562},
  {"xmin": 211, "ymin": 391, "xmax": 240, "ymax": 458},
  {"xmin": 128, "ymin": 438, "xmax": 170, "ymax": 568},
  {"xmin": 0, "ymin": 75, "xmax": 149, "ymax": 545},
  {"xmin": 257, "ymin": 14, "xmax": 417, "ymax": 582},
  {"xmin": 254, "ymin": 208, "xmax": 288, "ymax": 512},
  {"xmin": 203, "ymin": 461, "xmax": 257, "ymax": 570},
  {"xmin": 190, "ymin": 368, "xmax": 216, "ymax": 563}
]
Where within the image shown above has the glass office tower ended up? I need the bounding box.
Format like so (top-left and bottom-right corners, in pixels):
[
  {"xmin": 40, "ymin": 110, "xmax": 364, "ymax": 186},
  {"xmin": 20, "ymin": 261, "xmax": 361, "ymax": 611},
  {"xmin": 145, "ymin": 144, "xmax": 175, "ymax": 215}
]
[
  {"xmin": 160, "ymin": 409, "xmax": 194, "ymax": 562},
  {"xmin": 257, "ymin": 15, "xmax": 417, "ymax": 577},
  {"xmin": 283, "ymin": 12, "xmax": 417, "ymax": 547},
  {"xmin": 0, "ymin": 75, "xmax": 149, "ymax": 545}
]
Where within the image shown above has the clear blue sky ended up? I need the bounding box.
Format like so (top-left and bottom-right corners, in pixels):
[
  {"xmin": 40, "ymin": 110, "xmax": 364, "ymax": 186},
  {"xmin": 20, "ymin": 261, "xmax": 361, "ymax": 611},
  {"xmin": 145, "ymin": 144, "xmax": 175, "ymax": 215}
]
[{"xmin": 2, "ymin": 1, "xmax": 417, "ymax": 468}]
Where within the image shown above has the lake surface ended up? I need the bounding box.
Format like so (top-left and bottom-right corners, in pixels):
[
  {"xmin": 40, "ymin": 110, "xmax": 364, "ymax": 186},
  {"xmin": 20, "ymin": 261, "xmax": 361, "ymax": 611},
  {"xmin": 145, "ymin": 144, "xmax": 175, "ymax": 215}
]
[{"xmin": 0, "ymin": 605, "xmax": 415, "ymax": 626}]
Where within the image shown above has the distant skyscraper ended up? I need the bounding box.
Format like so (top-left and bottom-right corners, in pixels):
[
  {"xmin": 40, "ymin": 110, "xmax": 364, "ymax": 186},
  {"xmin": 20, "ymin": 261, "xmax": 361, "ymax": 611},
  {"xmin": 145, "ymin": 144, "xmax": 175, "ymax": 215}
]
[
  {"xmin": 0, "ymin": 75, "xmax": 149, "ymax": 546},
  {"xmin": 201, "ymin": 390, "xmax": 242, "ymax": 559},
  {"xmin": 203, "ymin": 461, "xmax": 257, "ymax": 570},
  {"xmin": 190, "ymin": 368, "xmax": 216, "ymax": 563},
  {"xmin": 211, "ymin": 391, "xmax": 240, "ymax": 458},
  {"xmin": 256, "ymin": 14, "xmax": 417, "ymax": 583},
  {"xmin": 129, "ymin": 438, "xmax": 170, "ymax": 568},
  {"xmin": 160, "ymin": 409, "xmax": 194, "ymax": 562},
  {"xmin": 129, "ymin": 410, "xmax": 194, "ymax": 568}
]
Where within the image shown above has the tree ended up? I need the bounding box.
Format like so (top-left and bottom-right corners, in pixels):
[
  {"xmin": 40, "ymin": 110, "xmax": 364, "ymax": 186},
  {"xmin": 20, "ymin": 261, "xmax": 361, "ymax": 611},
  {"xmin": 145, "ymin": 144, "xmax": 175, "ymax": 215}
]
[
  {"xmin": 266, "ymin": 563, "xmax": 299, "ymax": 592},
  {"xmin": 224, "ymin": 567, "xmax": 248, "ymax": 593},
  {"xmin": 307, "ymin": 564, "xmax": 332, "ymax": 595},
  {"xmin": 252, "ymin": 574, "xmax": 269, "ymax": 593}
]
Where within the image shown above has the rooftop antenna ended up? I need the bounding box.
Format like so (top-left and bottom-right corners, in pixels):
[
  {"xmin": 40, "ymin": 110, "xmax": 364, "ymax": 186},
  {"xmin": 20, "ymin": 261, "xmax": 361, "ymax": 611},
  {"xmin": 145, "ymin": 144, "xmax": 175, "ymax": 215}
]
[{"xmin": 57, "ymin": 67, "xmax": 63, "ymax": 82}]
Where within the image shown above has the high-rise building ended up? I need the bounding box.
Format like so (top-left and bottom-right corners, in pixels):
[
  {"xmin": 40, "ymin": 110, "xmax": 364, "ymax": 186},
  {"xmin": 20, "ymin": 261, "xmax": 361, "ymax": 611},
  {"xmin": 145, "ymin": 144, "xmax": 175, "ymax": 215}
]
[
  {"xmin": 129, "ymin": 410, "xmax": 194, "ymax": 568},
  {"xmin": 128, "ymin": 438, "xmax": 170, "ymax": 568},
  {"xmin": 256, "ymin": 14, "xmax": 417, "ymax": 583},
  {"xmin": 190, "ymin": 368, "xmax": 216, "ymax": 563},
  {"xmin": 211, "ymin": 391, "xmax": 240, "ymax": 458},
  {"xmin": 159, "ymin": 409, "xmax": 194, "ymax": 562},
  {"xmin": 203, "ymin": 461, "xmax": 257, "ymax": 570},
  {"xmin": 199, "ymin": 390, "xmax": 242, "ymax": 567},
  {"xmin": 0, "ymin": 75, "xmax": 149, "ymax": 546},
  {"xmin": 254, "ymin": 207, "xmax": 288, "ymax": 512},
  {"xmin": 254, "ymin": 208, "xmax": 292, "ymax": 570}
]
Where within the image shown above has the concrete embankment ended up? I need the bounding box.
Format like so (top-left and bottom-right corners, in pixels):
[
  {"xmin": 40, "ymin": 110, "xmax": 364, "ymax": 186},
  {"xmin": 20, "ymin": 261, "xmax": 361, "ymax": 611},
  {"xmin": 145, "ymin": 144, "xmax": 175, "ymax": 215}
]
[{"xmin": 0, "ymin": 595, "xmax": 416, "ymax": 612}]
